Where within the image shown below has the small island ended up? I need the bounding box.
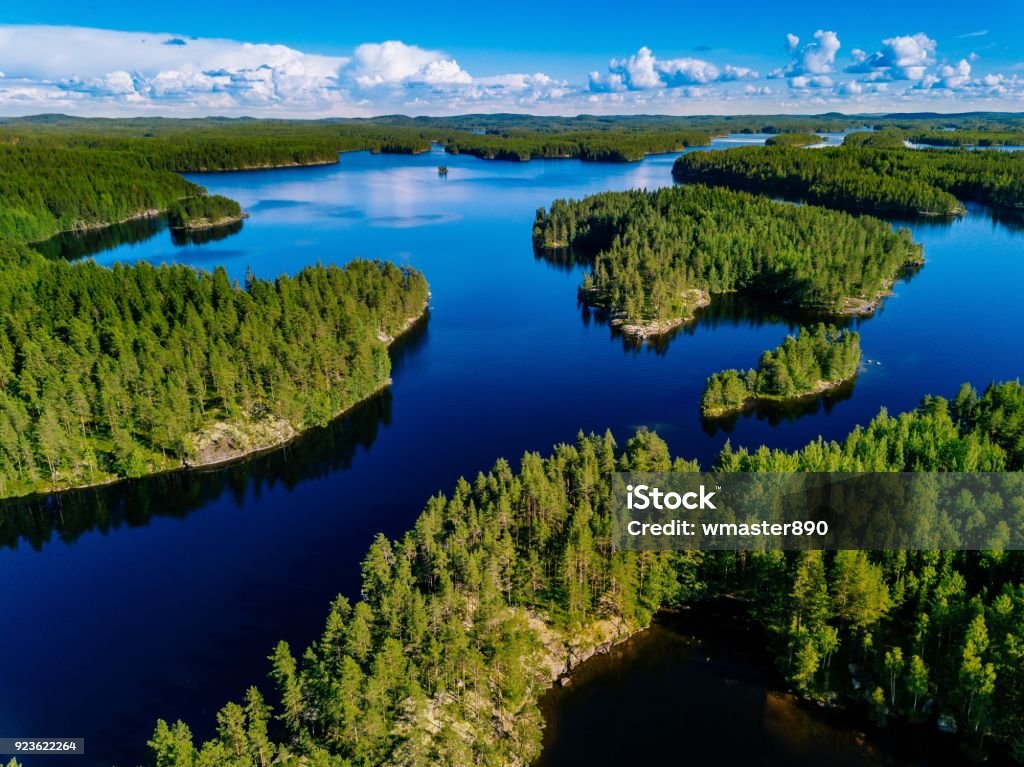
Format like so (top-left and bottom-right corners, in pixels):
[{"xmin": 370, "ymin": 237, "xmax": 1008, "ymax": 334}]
[
  {"xmin": 534, "ymin": 185, "xmax": 923, "ymax": 340},
  {"xmin": 701, "ymin": 324, "xmax": 860, "ymax": 417},
  {"xmin": 167, "ymin": 194, "xmax": 247, "ymax": 230},
  {"xmin": 765, "ymin": 132, "xmax": 823, "ymax": 147}
]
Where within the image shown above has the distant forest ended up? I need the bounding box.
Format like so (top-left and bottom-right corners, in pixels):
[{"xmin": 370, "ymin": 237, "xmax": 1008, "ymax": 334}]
[{"xmin": 673, "ymin": 144, "xmax": 1024, "ymax": 216}]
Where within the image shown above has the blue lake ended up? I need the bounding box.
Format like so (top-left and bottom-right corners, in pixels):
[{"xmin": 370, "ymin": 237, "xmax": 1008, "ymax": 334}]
[{"xmin": 1, "ymin": 137, "xmax": 1022, "ymax": 765}]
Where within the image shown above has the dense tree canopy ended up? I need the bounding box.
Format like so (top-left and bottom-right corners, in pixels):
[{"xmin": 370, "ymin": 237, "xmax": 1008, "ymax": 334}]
[
  {"xmin": 672, "ymin": 144, "xmax": 1024, "ymax": 216},
  {"xmin": 443, "ymin": 130, "xmax": 711, "ymax": 162},
  {"xmin": 149, "ymin": 381, "xmax": 1024, "ymax": 767},
  {"xmin": 0, "ymin": 145, "xmax": 201, "ymax": 243},
  {"xmin": 0, "ymin": 243, "xmax": 429, "ymax": 498},
  {"xmin": 909, "ymin": 130, "xmax": 1024, "ymax": 148},
  {"xmin": 0, "ymin": 121, "xmax": 437, "ymax": 499},
  {"xmin": 702, "ymin": 324, "xmax": 861, "ymax": 416},
  {"xmin": 533, "ymin": 185, "xmax": 922, "ymax": 329},
  {"xmin": 765, "ymin": 132, "xmax": 823, "ymax": 147},
  {"xmin": 167, "ymin": 195, "xmax": 244, "ymax": 229}
]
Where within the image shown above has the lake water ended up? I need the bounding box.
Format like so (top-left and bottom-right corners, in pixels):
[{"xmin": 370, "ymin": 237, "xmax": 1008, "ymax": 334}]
[
  {"xmin": 2, "ymin": 137, "xmax": 1023, "ymax": 766},
  {"xmin": 537, "ymin": 601, "xmax": 970, "ymax": 767}
]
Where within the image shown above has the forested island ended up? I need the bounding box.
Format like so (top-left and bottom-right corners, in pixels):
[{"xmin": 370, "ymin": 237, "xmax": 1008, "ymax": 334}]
[
  {"xmin": 702, "ymin": 324, "xmax": 861, "ymax": 417},
  {"xmin": 0, "ymin": 241, "xmax": 428, "ymax": 498},
  {"xmin": 442, "ymin": 130, "xmax": 711, "ymax": 162},
  {"xmin": 533, "ymin": 185, "xmax": 922, "ymax": 337},
  {"xmin": 908, "ymin": 130, "xmax": 1024, "ymax": 148},
  {"xmin": 672, "ymin": 143, "xmax": 1024, "ymax": 216},
  {"xmin": 168, "ymin": 194, "xmax": 246, "ymax": 230},
  {"xmin": 148, "ymin": 380, "xmax": 1024, "ymax": 767},
  {"xmin": 764, "ymin": 132, "xmax": 823, "ymax": 147}
]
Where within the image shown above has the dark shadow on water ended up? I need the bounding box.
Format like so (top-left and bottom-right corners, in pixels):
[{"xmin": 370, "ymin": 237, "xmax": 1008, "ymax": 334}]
[
  {"xmin": 533, "ymin": 245, "xmax": 589, "ymax": 274},
  {"xmin": 535, "ymin": 247, "xmax": 923, "ymax": 358},
  {"xmin": 583, "ymin": 293, "xmax": 867, "ymax": 357},
  {"xmin": 31, "ymin": 215, "xmax": 169, "ymax": 260},
  {"xmin": 387, "ymin": 309, "xmax": 431, "ymax": 376},
  {"xmin": 0, "ymin": 383, "xmax": 393, "ymax": 553},
  {"xmin": 987, "ymin": 207, "xmax": 1024, "ymax": 233},
  {"xmin": 537, "ymin": 600, "xmax": 988, "ymax": 767},
  {"xmin": 701, "ymin": 377, "xmax": 859, "ymax": 436},
  {"xmin": 32, "ymin": 214, "xmax": 247, "ymax": 261}
]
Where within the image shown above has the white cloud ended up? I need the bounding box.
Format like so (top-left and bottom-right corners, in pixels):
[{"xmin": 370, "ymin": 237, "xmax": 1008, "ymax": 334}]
[
  {"xmin": 0, "ymin": 23, "xmax": 1020, "ymax": 117},
  {"xmin": 790, "ymin": 75, "xmax": 834, "ymax": 90},
  {"xmin": 0, "ymin": 25, "xmax": 571, "ymax": 115},
  {"xmin": 845, "ymin": 33, "xmax": 936, "ymax": 81},
  {"xmin": 348, "ymin": 41, "xmax": 471, "ymax": 87},
  {"xmin": 881, "ymin": 33, "xmax": 937, "ymax": 80},
  {"xmin": 776, "ymin": 30, "xmax": 841, "ymax": 78},
  {"xmin": 938, "ymin": 59, "xmax": 972, "ymax": 89},
  {"xmin": 589, "ymin": 46, "xmax": 757, "ymax": 92}
]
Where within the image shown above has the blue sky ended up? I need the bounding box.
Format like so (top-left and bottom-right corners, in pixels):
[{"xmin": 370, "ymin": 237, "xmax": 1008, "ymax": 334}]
[{"xmin": 2, "ymin": 1, "xmax": 1023, "ymax": 116}]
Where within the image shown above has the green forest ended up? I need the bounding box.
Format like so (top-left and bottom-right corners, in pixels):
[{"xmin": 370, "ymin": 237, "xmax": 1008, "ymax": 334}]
[
  {"xmin": 0, "ymin": 242, "xmax": 428, "ymax": 498},
  {"xmin": 148, "ymin": 380, "xmax": 1024, "ymax": 767},
  {"xmin": 0, "ymin": 118, "xmax": 438, "ymax": 170},
  {"xmin": 533, "ymin": 185, "xmax": 922, "ymax": 332},
  {"xmin": 908, "ymin": 131, "xmax": 1024, "ymax": 148},
  {"xmin": 672, "ymin": 143, "xmax": 1024, "ymax": 216},
  {"xmin": 442, "ymin": 130, "xmax": 711, "ymax": 162},
  {"xmin": 702, "ymin": 324, "xmax": 861, "ymax": 416},
  {"xmin": 764, "ymin": 132, "xmax": 823, "ymax": 147},
  {"xmin": 168, "ymin": 195, "xmax": 245, "ymax": 229},
  {"xmin": 0, "ymin": 144, "xmax": 202, "ymax": 243},
  {"xmin": 0, "ymin": 121, "xmax": 436, "ymax": 498}
]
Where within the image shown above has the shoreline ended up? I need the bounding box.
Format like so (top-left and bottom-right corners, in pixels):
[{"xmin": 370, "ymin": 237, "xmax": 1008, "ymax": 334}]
[
  {"xmin": 4, "ymin": 302, "xmax": 430, "ymax": 502},
  {"xmin": 170, "ymin": 212, "xmax": 249, "ymax": 231},
  {"xmin": 187, "ymin": 158, "xmax": 340, "ymax": 173},
  {"xmin": 603, "ymin": 288, "xmax": 713, "ymax": 340},
  {"xmin": 703, "ymin": 375, "xmax": 854, "ymax": 419}
]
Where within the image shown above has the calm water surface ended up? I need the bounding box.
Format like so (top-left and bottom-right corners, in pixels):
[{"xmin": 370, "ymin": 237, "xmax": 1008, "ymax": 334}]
[
  {"xmin": 538, "ymin": 602, "xmax": 970, "ymax": 767},
  {"xmin": 2, "ymin": 137, "xmax": 1022, "ymax": 765}
]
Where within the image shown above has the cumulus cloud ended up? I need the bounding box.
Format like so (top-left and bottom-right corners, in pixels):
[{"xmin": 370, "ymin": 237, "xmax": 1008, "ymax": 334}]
[
  {"xmin": 0, "ymin": 25, "xmax": 350, "ymax": 112},
  {"xmin": 772, "ymin": 30, "xmax": 841, "ymax": 79},
  {"xmin": 348, "ymin": 41, "xmax": 471, "ymax": 87},
  {"xmin": 589, "ymin": 46, "xmax": 757, "ymax": 92},
  {"xmin": 0, "ymin": 25, "xmax": 572, "ymax": 115},
  {"xmin": 0, "ymin": 23, "xmax": 1020, "ymax": 116},
  {"xmin": 845, "ymin": 33, "xmax": 936, "ymax": 81}
]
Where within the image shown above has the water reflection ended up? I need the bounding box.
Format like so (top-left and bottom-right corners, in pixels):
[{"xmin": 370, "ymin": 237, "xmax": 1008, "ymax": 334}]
[
  {"xmin": 31, "ymin": 213, "xmax": 246, "ymax": 260},
  {"xmin": 170, "ymin": 219, "xmax": 245, "ymax": 246},
  {"xmin": 0, "ymin": 376, "xmax": 395, "ymax": 553},
  {"xmin": 701, "ymin": 377, "xmax": 858, "ymax": 436},
  {"xmin": 32, "ymin": 214, "xmax": 168, "ymax": 260},
  {"xmin": 538, "ymin": 601, "xmax": 970, "ymax": 767}
]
